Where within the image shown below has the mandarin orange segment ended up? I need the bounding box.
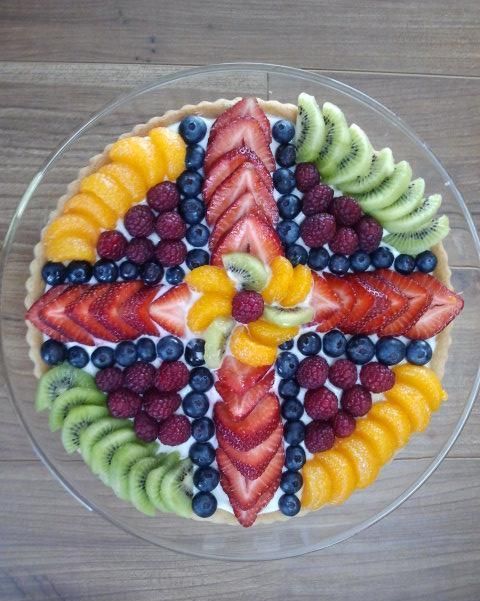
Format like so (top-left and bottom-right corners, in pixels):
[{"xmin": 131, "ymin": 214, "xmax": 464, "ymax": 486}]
[
  {"xmin": 44, "ymin": 213, "xmax": 99, "ymax": 246},
  {"xmin": 109, "ymin": 136, "xmax": 165, "ymax": 188},
  {"xmin": 248, "ymin": 319, "xmax": 299, "ymax": 346},
  {"xmin": 80, "ymin": 172, "xmax": 132, "ymax": 216},
  {"xmin": 334, "ymin": 435, "xmax": 380, "ymax": 489},
  {"xmin": 185, "ymin": 266, "xmax": 236, "ymax": 296},
  {"xmin": 368, "ymin": 401, "xmax": 412, "ymax": 449},
  {"xmin": 262, "ymin": 256, "xmax": 294, "ymax": 304},
  {"xmin": 301, "ymin": 459, "xmax": 333, "ymax": 510},
  {"xmin": 44, "ymin": 236, "xmax": 96, "ymax": 263},
  {"xmin": 385, "ymin": 383, "xmax": 431, "ymax": 432},
  {"xmin": 149, "ymin": 127, "xmax": 187, "ymax": 181},
  {"xmin": 355, "ymin": 417, "xmax": 397, "ymax": 464},
  {"xmin": 99, "ymin": 163, "xmax": 147, "ymax": 203},
  {"xmin": 281, "ymin": 264, "xmax": 313, "ymax": 307},
  {"xmin": 393, "ymin": 364, "xmax": 447, "ymax": 411},
  {"xmin": 313, "ymin": 450, "xmax": 357, "ymax": 505},
  {"xmin": 63, "ymin": 193, "xmax": 118, "ymax": 230},
  {"xmin": 229, "ymin": 326, "xmax": 277, "ymax": 367},
  {"xmin": 186, "ymin": 293, "xmax": 232, "ymax": 333}
]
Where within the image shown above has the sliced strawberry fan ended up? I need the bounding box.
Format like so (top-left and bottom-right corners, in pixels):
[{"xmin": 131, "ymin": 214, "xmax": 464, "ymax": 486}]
[{"xmin": 208, "ymin": 97, "xmax": 272, "ymax": 145}]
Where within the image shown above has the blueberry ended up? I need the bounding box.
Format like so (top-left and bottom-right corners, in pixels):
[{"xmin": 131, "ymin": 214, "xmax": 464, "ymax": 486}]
[
  {"xmin": 308, "ymin": 247, "xmax": 330, "ymax": 271},
  {"xmin": 66, "ymin": 260, "xmax": 92, "ymax": 284},
  {"xmin": 193, "ymin": 466, "xmax": 220, "ymax": 492},
  {"xmin": 415, "ymin": 250, "xmax": 437, "ymax": 273},
  {"xmin": 191, "ymin": 417, "xmax": 215, "ymax": 442},
  {"xmin": 136, "ymin": 338, "xmax": 156, "ymax": 363},
  {"xmin": 186, "ymin": 224, "xmax": 209, "ymax": 247},
  {"xmin": 186, "ymin": 249, "xmax": 209, "ymax": 269},
  {"xmin": 119, "ymin": 260, "xmax": 140, "ymax": 281},
  {"xmin": 192, "ymin": 491, "xmax": 217, "ymax": 518},
  {"xmin": 278, "ymin": 378, "xmax": 300, "ymax": 399},
  {"xmin": 157, "ymin": 335, "xmax": 184, "ymax": 361},
  {"xmin": 273, "ymin": 168, "xmax": 296, "ymax": 194},
  {"xmin": 189, "ymin": 442, "xmax": 216, "ymax": 467},
  {"xmin": 286, "ymin": 244, "xmax": 308, "ymax": 266},
  {"xmin": 272, "ymin": 119, "xmax": 295, "ymax": 144},
  {"xmin": 329, "ymin": 253, "xmax": 350, "ymax": 275},
  {"xmin": 297, "ymin": 331, "xmax": 321, "ymax": 356},
  {"xmin": 91, "ymin": 346, "xmax": 115, "ymax": 369},
  {"xmin": 93, "ymin": 259, "xmax": 118, "ymax": 283},
  {"xmin": 278, "ymin": 339, "xmax": 294, "ymax": 351},
  {"xmin": 275, "ymin": 144, "xmax": 296, "ymax": 168},
  {"xmin": 179, "ymin": 116, "xmax": 207, "ymax": 144},
  {"xmin": 406, "ymin": 339, "xmax": 432, "ymax": 365},
  {"xmin": 182, "ymin": 391, "xmax": 209, "ymax": 418},
  {"xmin": 185, "ymin": 143, "xmax": 205, "ymax": 170},
  {"xmin": 277, "ymin": 220, "xmax": 300, "ymax": 245},
  {"xmin": 277, "ymin": 193, "xmax": 302, "ymax": 220},
  {"xmin": 41, "ymin": 261, "xmax": 66, "ymax": 286},
  {"xmin": 177, "ymin": 171, "xmax": 203, "ymax": 198},
  {"xmin": 40, "ymin": 339, "xmax": 66, "ymax": 365},
  {"xmin": 323, "ymin": 330, "xmax": 347, "ymax": 358},
  {"xmin": 376, "ymin": 336, "xmax": 406, "ymax": 366},
  {"xmin": 283, "ymin": 420, "xmax": 305, "ymax": 445},
  {"xmin": 280, "ymin": 470, "xmax": 303, "ymax": 494},
  {"xmin": 141, "ymin": 261, "xmax": 164, "ymax": 285},
  {"xmin": 115, "ymin": 341, "xmax": 138, "ymax": 367},
  {"xmin": 350, "ymin": 250, "xmax": 371, "ymax": 273},
  {"xmin": 281, "ymin": 398, "xmax": 304, "ymax": 420},
  {"xmin": 185, "ymin": 338, "xmax": 205, "ymax": 367},
  {"xmin": 394, "ymin": 253, "xmax": 415, "ymax": 275},
  {"xmin": 278, "ymin": 493, "xmax": 301, "ymax": 517},
  {"xmin": 346, "ymin": 335, "xmax": 375, "ymax": 364},
  {"xmin": 165, "ymin": 266, "xmax": 185, "ymax": 285},
  {"xmin": 276, "ymin": 351, "xmax": 299, "ymax": 379},
  {"xmin": 371, "ymin": 246, "xmax": 394, "ymax": 269},
  {"xmin": 67, "ymin": 345, "xmax": 89, "ymax": 368},
  {"xmin": 285, "ymin": 445, "xmax": 306, "ymax": 471},
  {"xmin": 189, "ymin": 366, "xmax": 214, "ymax": 392},
  {"xmin": 179, "ymin": 197, "xmax": 205, "ymax": 224}
]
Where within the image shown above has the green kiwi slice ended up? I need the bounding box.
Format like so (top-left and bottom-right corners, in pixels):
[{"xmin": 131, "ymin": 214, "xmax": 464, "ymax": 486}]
[
  {"xmin": 341, "ymin": 148, "xmax": 395, "ymax": 194},
  {"xmin": 61, "ymin": 405, "xmax": 109, "ymax": 453},
  {"xmin": 159, "ymin": 458, "xmax": 194, "ymax": 518},
  {"xmin": 263, "ymin": 305, "xmax": 314, "ymax": 327},
  {"xmin": 129, "ymin": 456, "xmax": 165, "ymax": 516},
  {"xmin": 384, "ymin": 215, "xmax": 450, "ymax": 254},
  {"xmin": 373, "ymin": 178, "xmax": 425, "ymax": 223},
  {"xmin": 49, "ymin": 387, "xmax": 106, "ymax": 432},
  {"xmin": 293, "ymin": 93, "xmax": 326, "ymax": 162},
  {"xmin": 322, "ymin": 124, "xmax": 373, "ymax": 186},
  {"xmin": 79, "ymin": 417, "xmax": 132, "ymax": 466},
  {"xmin": 204, "ymin": 317, "xmax": 235, "ymax": 369},
  {"xmin": 145, "ymin": 452, "xmax": 181, "ymax": 512},
  {"xmin": 90, "ymin": 428, "xmax": 138, "ymax": 485},
  {"xmin": 222, "ymin": 252, "xmax": 268, "ymax": 291},
  {"xmin": 316, "ymin": 102, "xmax": 351, "ymax": 174},
  {"xmin": 382, "ymin": 194, "xmax": 442, "ymax": 234},
  {"xmin": 355, "ymin": 160, "xmax": 412, "ymax": 212},
  {"xmin": 110, "ymin": 442, "xmax": 159, "ymax": 501},
  {"xmin": 35, "ymin": 364, "xmax": 96, "ymax": 412}
]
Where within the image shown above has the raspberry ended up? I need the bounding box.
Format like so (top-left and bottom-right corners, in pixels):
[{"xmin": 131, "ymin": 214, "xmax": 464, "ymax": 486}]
[
  {"xmin": 300, "ymin": 213, "xmax": 336, "ymax": 248},
  {"xmin": 341, "ymin": 385, "xmax": 372, "ymax": 417},
  {"xmin": 97, "ymin": 230, "xmax": 127, "ymax": 261},
  {"xmin": 304, "ymin": 387, "xmax": 338, "ymax": 420},
  {"xmin": 304, "ymin": 420, "xmax": 335, "ymax": 453},
  {"xmin": 295, "ymin": 162, "xmax": 320, "ymax": 192},
  {"xmin": 154, "ymin": 361, "xmax": 189, "ymax": 392},
  {"xmin": 144, "ymin": 389, "xmax": 181, "ymax": 421},
  {"xmin": 331, "ymin": 196, "xmax": 363, "ymax": 226},
  {"xmin": 95, "ymin": 367, "xmax": 124, "ymax": 392},
  {"xmin": 155, "ymin": 240, "xmax": 187, "ymax": 267},
  {"xmin": 126, "ymin": 237, "xmax": 155, "ymax": 265},
  {"xmin": 107, "ymin": 388, "xmax": 142, "ymax": 418},
  {"xmin": 134, "ymin": 411, "xmax": 159, "ymax": 442},
  {"xmin": 155, "ymin": 211, "xmax": 186, "ymax": 240},
  {"xmin": 359, "ymin": 362, "xmax": 395, "ymax": 393},
  {"xmin": 231, "ymin": 290, "xmax": 264, "ymax": 323},
  {"xmin": 355, "ymin": 216, "xmax": 383, "ymax": 253},
  {"xmin": 147, "ymin": 181, "xmax": 180, "ymax": 213},
  {"xmin": 302, "ymin": 184, "xmax": 334, "ymax": 215},
  {"xmin": 123, "ymin": 361, "xmax": 155, "ymax": 394},
  {"xmin": 332, "ymin": 410, "xmax": 356, "ymax": 437},
  {"xmin": 124, "ymin": 205, "xmax": 155, "ymax": 237},
  {"xmin": 158, "ymin": 414, "xmax": 191, "ymax": 446},
  {"xmin": 328, "ymin": 359, "xmax": 358, "ymax": 389},
  {"xmin": 296, "ymin": 356, "xmax": 329, "ymax": 389},
  {"xmin": 329, "ymin": 227, "xmax": 359, "ymax": 255}
]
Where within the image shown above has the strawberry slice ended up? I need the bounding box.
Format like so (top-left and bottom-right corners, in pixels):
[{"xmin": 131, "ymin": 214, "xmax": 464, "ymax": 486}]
[
  {"xmin": 91, "ymin": 281, "xmax": 143, "ymax": 340},
  {"xmin": 214, "ymin": 393, "xmax": 280, "ymax": 451},
  {"xmin": 204, "ymin": 117, "xmax": 275, "ymax": 173},
  {"xmin": 336, "ymin": 277, "xmax": 375, "ymax": 333},
  {"xmin": 211, "ymin": 213, "xmax": 283, "ymax": 267},
  {"xmin": 120, "ymin": 285, "xmax": 160, "ymax": 336},
  {"xmin": 345, "ymin": 274, "xmax": 390, "ymax": 334},
  {"xmin": 215, "ymin": 369, "xmax": 274, "ymax": 419},
  {"xmin": 39, "ymin": 285, "xmax": 94, "ymax": 345},
  {"xmin": 206, "ymin": 162, "xmax": 278, "ymax": 226},
  {"xmin": 230, "ymin": 485, "xmax": 278, "ymax": 528},
  {"xmin": 149, "ymin": 283, "xmax": 191, "ymax": 337},
  {"xmin": 68, "ymin": 284, "xmax": 119, "ymax": 342},
  {"xmin": 217, "ymin": 356, "xmax": 270, "ymax": 394},
  {"xmin": 202, "ymin": 146, "xmax": 273, "ymax": 202},
  {"xmin": 318, "ymin": 274, "xmax": 356, "ymax": 332},
  {"xmin": 310, "ymin": 273, "xmax": 342, "ymax": 328},
  {"xmin": 26, "ymin": 284, "xmax": 70, "ymax": 342},
  {"xmin": 209, "ymin": 97, "xmax": 272, "ymax": 145},
  {"xmin": 209, "ymin": 193, "xmax": 266, "ymax": 250}
]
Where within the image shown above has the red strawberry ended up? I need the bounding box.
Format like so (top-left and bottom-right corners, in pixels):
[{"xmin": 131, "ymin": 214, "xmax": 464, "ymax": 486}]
[
  {"xmin": 209, "ymin": 97, "xmax": 272, "ymax": 145},
  {"xmin": 68, "ymin": 284, "xmax": 119, "ymax": 342},
  {"xmin": 318, "ymin": 274, "xmax": 356, "ymax": 332},
  {"xmin": 211, "ymin": 213, "xmax": 283, "ymax": 267},
  {"xmin": 230, "ymin": 486, "xmax": 278, "ymax": 528},
  {"xmin": 26, "ymin": 284, "xmax": 70, "ymax": 342},
  {"xmin": 344, "ymin": 274, "xmax": 390, "ymax": 334},
  {"xmin": 204, "ymin": 117, "xmax": 275, "ymax": 172},
  {"xmin": 215, "ymin": 369, "xmax": 274, "ymax": 419},
  {"xmin": 336, "ymin": 277, "xmax": 375, "ymax": 333},
  {"xmin": 209, "ymin": 193, "xmax": 265, "ymax": 251},
  {"xmin": 120, "ymin": 285, "xmax": 160, "ymax": 336},
  {"xmin": 310, "ymin": 273, "xmax": 342, "ymax": 328},
  {"xmin": 91, "ymin": 281, "xmax": 143, "ymax": 340},
  {"xmin": 149, "ymin": 283, "xmax": 191, "ymax": 337},
  {"xmin": 217, "ymin": 356, "xmax": 270, "ymax": 393},
  {"xmin": 202, "ymin": 146, "xmax": 272, "ymax": 201}
]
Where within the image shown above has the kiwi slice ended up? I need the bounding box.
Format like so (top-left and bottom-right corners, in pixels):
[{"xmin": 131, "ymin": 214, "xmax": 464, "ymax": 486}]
[
  {"xmin": 61, "ymin": 405, "xmax": 109, "ymax": 454},
  {"xmin": 382, "ymin": 194, "xmax": 442, "ymax": 234},
  {"xmin": 49, "ymin": 387, "xmax": 106, "ymax": 432},
  {"xmin": 293, "ymin": 93, "xmax": 326, "ymax": 162},
  {"xmin": 316, "ymin": 102, "xmax": 351, "ymax": 174},
  {"xmin": 145, "ymin": 452, "xmax": 181, "ymax": 512},
  {"xmin": 79, "ymin": 417, "xmax": 132, "ymax": 465},
  {"xmin": 204, "ymin": 316, "xmax": 235, "ymax": 369},
  {"xmin": 222, "ymin": 252, "xmax": 268, "ymax": 291},
  {"xmin": 373, "ymin": 178, "xmax": 425, "ymax": 223},
  {"xmin": 341, "ymin": 148, "xmax": 395, "ymax": 194},
  {"xmin": 160, "ymin": 458, "xmax": 194, "ymax": 518},
  {"xmin": 263, "ymin": 305, "xmax": 314, "ymax": 327},
  {"xmin": 110, "ymin": 443, "xmax": 159, "ymax": 500},
  {"xmin": 90, "ymin": 428, "xmax": 138, "ymax": 485},
  {"xmin": 384, "ymin": 215, "xmax": 450, "ymax": 254},
  {"xmin": 323, "ymin": 124, "xmax": 373, "ymax": 186},
  {"xmin": 35, "ymin": 364, "xmax": 96, "ymax": 412},
  {"xmin": 355, "ymin": 160, "xmax": 412, "ymax": 212},
  {"xmin": 129, "ymin": 456, "xmax": 165, "ymax": 516}
]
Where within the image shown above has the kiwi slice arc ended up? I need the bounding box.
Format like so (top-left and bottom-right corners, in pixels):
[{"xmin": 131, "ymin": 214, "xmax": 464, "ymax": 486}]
[
  {"xmin": 90, "ymin": 428, "xmax": 138, "ymax": 485},
  {"xmin": 323, "ymin": 124, "xmax": 373, "ymax": 185},
  {"xmin": 382, "ymin": 194, "xmax": 442, "ymax": 234},
  {"xmin": 61, "ymin": 405, "xmax": 109, "ymax": 454},
  {"xmin": 35, "ymin": 364, "xmax": 96, "ymax": 412},
  {"xmin": 263, "ymin": 305, "xmax": 314, "ymax": 327},
  {"xmin": 49, "ymin": 387, "xmax": 106, "ymax": 432},
  {"xmin": 384, "ymin": 215, "xmax": 450, "ymax": 254},
  {"xmin": 373, "ymin": 178, "xmax": 425, "ymax": 223},
  {"xmin": 293, "ymin": 93, "xmax": 326, "ymax": 163},
  {"xmin": 222, "ymin": 252, "xmax": 268, "ymax": 291},
  {"xmin": 341, "ymin": 148, "xmax": 395, "ymax": 194},
  {"xmin": 79, "ymin": 417, "xmax": 132, "ymax": 465},
  {"xmin": 355, "ymin": 160, "xmax": 412, "ymax": 212},
  {"xmin": 129, "ymin": 456, "xmax": 165, "ymax": 516},
  {"xmin": 316, "ymin": 101, "xmax": 351, "ymax": 174},
  {"xmin": 110, "ymin": 442, "xmax": 159, "ymax": 501},
  {"xmin": 204, "ymin": 316, "xmax": 235, "ymax": 369},
  {"xmin": 159, "ymin": 458, "xmax": 194, "ymax": 518},
  {"xmin": 145, "ymin": 452, "xmax": 181, "ymax": 512}
]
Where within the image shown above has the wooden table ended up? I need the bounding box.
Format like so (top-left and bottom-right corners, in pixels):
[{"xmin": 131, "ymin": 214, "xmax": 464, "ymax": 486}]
[{"xmin": 1, "ymin": 2, "xmax": 479, "ymax": 599}]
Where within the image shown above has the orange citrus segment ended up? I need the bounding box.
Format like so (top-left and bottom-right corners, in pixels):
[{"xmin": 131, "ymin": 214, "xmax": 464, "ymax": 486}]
[
  {"xmin": 248, "ymin": 319, "xmax": 299, "ymax": 346},
  {"xmin": 44, "ymin": 236, "xmax": 96, "ymax": 263},
  {"xmin": 229, "ymin": 326, "xmax": 277, "ymax": 367},
  {"xmin": 99, "ymin": 163, "xmax": 147, "ymax": 203},
  {"xmin": 393, "ymin": 364, "xmax": 446, "ymax": 411},
  {"xmin": 301, "ymin": 459, "xmax": 333, "ymax": 510},
  {"xmin": 186, "ymin": 293, "xmax": 232, "ymax": 333},
  {"xmin": 355, "ymin": 417, "xmax": 397, "ymax": 464},
  {"xmin": 44, "ymin": 214, "xmax": 99, "ymax": 246},
  {"xmin": 313, "ymin": 450, "xmax": 357, "ymax": 505},
  {"xmin": 185, "ymin": 266, "xmax": 236, "ymax": 297},
  {"xmin": 281, "ymin": 264, "xmax": 313, "ymax": 307},
  {"xmin": 63, "ymin": 193, "xmax": 118, "ymax": 230},
  {"xmin": 334, "ymin": 435, "xmax": 380, "ymax": 489},
  {"xmin": 149, "ymin": 127, "xmax": 186, "ymax": 181},
  {"xmin": 80, "ymin": 172, "xmax": 132, "ymax": 216},
  {"xmin": 262, "ymin": 256, "xmax": 294, "ymax": 304},
  {"xmin": 385, "ymin": 383, "xmax": 431, "ymax": 433},
  {"xmin": 368, "ymin": 401, "xmax": 412, "ymax": 449},
  {"xmin": 109, "ymin": 136, "xmax": 165, "ymax": 188}
]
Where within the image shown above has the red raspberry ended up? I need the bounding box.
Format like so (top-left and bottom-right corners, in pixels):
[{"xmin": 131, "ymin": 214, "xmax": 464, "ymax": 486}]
[
  {"xmin": 304, "ymin": 420, "xmax": 335, "ymax": 453},
  {"xmin": 341, "ymin": 385, "xmax": 372, "ymax": 417},
  {"xmin": 296, "ymin": 356, "xmax": 329, "ymax": 389},
  {"xmin": 328, "ymin": 359, "xmax": 358, "ymax": 389},
  {"xmin": 332, "ymin": 410, "xmax": 356, "ymax": 437},
  {"xmin": 155, "ymin": 211, "xmax": 186, "ymax": 240},
  {"xmin": 154, "ymin": 361, "xmax": 189, "ymax": 392},
  {"xmin": 295, "ymin": 162, "xmax": 320, "ymax": 192},
  {"xmin": 302, "ymin": 184, "xmax": 334, "ymax": 215},
  {"xmin": 360, "ymin": 362, "xmax": 395, "ymax": 393},
  {"xmin": 97, "ymin": 230, "xmax": 127, "ymax": 261},
  {"xmin": 329, "ymin": 227, "xmax": 359, "ymax": 255},
  {"xmin": 144, "ymin": 389, "xmax": 181, "ymax": 421},
  {"xmin": 95, "ymin": 367, "xmax": 124, "ymax": 393},
  {"xmin": 304, "ymin": 387, "xmax": 338, "ymax": 420},
  {"xmin": 331, "ymin": 196, "xmax": 363, "ymax": 226},
  {"xmin": 124, "ymin": 205, "xmax": 155, "ymax": 237},
  {"xmin": 147, "ymin": 181, "xmax": 180, "ymax": 213},
  {"xmin": 355, "ymin": 216, "xmax": 383, "ymax": 252},
  {"xmin": 126, "ymin": 237, "xmax": 155, "ymax": 264},
  {"xmin": 155, "ymin": 240, "xmax": 187, "ymax": 267},
  {"xmin": 300, "ymin": 213, "xmax": 336, "ymax": 248},
  {"xmin": 134, "ymin": 411, "xmax": 159, "ymax": 442},
  {"xmin": 123, "ymin": 361, "xmax": 155, "ymax": 394},
  {"xmin": 231, "ymin": 290, "xmax": 264, "ymax": 323},
  {"xmin": 158, "ymin": 414, "xmax": 191, "ymax": 446},
  {"xmin": 107, "ymin": 388, "xmax": 142, "ymax": 418}
]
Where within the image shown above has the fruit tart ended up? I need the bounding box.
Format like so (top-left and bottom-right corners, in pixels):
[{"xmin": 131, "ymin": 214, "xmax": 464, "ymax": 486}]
[{"xmin": 25, "ymin": 94, "xmax": 464, "ymax": 527}]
